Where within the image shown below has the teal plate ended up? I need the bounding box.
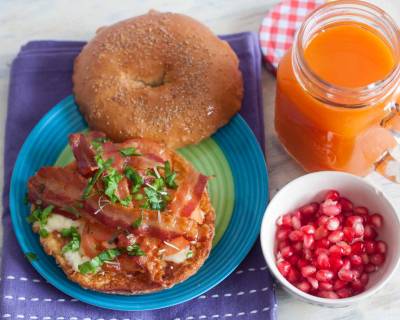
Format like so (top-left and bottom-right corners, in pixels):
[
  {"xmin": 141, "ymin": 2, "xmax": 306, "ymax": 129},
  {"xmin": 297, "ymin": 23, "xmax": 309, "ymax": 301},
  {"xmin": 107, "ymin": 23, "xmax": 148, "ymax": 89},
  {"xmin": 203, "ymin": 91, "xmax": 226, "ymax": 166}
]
[{"xmin": 10, "ymin": 95, "xmax": 268, "ymax": 311}]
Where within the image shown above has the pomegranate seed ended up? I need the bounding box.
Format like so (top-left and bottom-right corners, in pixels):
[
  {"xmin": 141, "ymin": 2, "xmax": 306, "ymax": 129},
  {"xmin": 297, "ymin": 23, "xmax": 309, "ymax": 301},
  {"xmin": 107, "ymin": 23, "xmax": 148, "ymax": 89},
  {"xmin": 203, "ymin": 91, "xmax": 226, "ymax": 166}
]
[
  {"xmin": 354, "ymin": 206, "xmax": 369, "ymax": 216},
  {"xmin": 343, "ymin": 227, "xmax": 355, "ymax": 242},
  {"xmin": 279, "ymin": 214, "xmax": 292, "ymax": 227},
  {"xmin": 316, "ymin": 270, "xmax": 334, "ymax": 282},
  {"xmin": 296, "ymin": 281, "xmax": 311, "ymax": 293},
  {"xmin": 317, "ymin": 252, "xmax": 330, "ymax": 269},
  {"xmin": 337, "ymin": 287, "xmax": 352, "ymax": 298},
  {"xmin": 352, "ymin": 222, "xmax": 364, "ymax": 237},
  {"xmin": 361, "ymin": 253, "xmax": 369, "ymax": 265},
  {"xmin": 301, "ymin": 265, "xmax": 317, "ymax": 277},
  {"xmin": 350, "ymin": 254, "xmax": 363, "ymax": 266},
  {"xmin": 276, "ymin": 227, "xmax": 291, "ymax": 241},
  {"xmin": 337, "ymin": 241, "xmax": 352, "ymax": 256},
  {"xmin": 346, "ymin": 215, "xmax": 363, "ymax": 227},
  {"xmin": 365, "ymin": 241, "xmax": 376, "ymax": 254},
  {"xmin": 339, "ymin": 197, "xmax": 353, "ymax": 212},
  {"xmin": 375, "ymin": 240, "xmax": 387, "ymax": 254},
  {"xmin": 303, "ymin": 234, "xmax": 315, "ymax": 249},
  {"xmin": 338, "ymin": 268, "xmax": 353, "ymax": 282},
  {"xmin": 315, "ymin": 238, "xmax": 330, "ymax": 249},
  {"xmin": 342, "ymin": 258, "xmax": 351, "ymax": 270},
  {"xmin": 292, "ymin": 242, "xmax": 303, "ymax": 252},
  {"xmin": 351, "ymin": 242, "xmax": 365, "ymax": 255},
  {"xmin": 319, "ymin": 282, "xmax": 333, "ymax": 290},
  {"xmin": 277, "ymin": 261, "xmax": 291, "ymax": 277},
  {"xmin": 287, "ymin": 268, "xmax": 300, "ymax": 283},
  {"xmin": 278, "ymin": 240, "xmax": 290, "ymax": 250},
  {"xmin": 317, "ymin": 215, "xmax": 330, "ymax": 226},
  {"xmin": 333, "ymin": 279, "xmax": 347, "ymax": 290},
  {"xmin": 299, "ymin": 203, "xmax": 319, "ymax": 217},
  {"xmin": 365, "ymin": 264, "xmax": 378, "ymax": 273},
  {"xmin": 330, "ymin": 254, "xmax": 344, "ymax": 272},
  {"xmin": 321, "ymin": 199, "xmax": 342, "ymax": 216},
  {"xmin": 328, "ymin": 230, "xmax": 344, "ymax": 243},
  {"xmin": 315, "ymin": 247, "xmax": 329, "ymax": 256},
  {"xmin": 369, "ymin": 213, "xmax": 383, "ymax": 228},
  {"xmin": 326, "ymin": 217, "xmax": 340, "ymax": 231},
  {"xmin": 329, "ymin": 245, "xmax": 344, "ymax": 255},
  {"xmin": 370, "ymin": 253, "xmax": 385, "ymax": 266},
  {"xmin": 289, "ymin": 230, "xmax": 303, "ymax": 242},
  {"xmin": 288, "ymin": 255, "xmax": 300, "ymax": 265},
  {"xmin": 315, "ymin": 226, "xmax": 329, "ymax": 240},
  {"xmin": 318, "ymin": 290, "xmax": 339, "ymax": 299},
  {"xmin": 364, "ymin": 225, "xmax": 377, "ymax": 240},
  {"xmin": 297, "ymin": 258, "xmax": 308, "ymax": 268},
  {"xmin": 360, "ymin": 273, "xmax": 369, "ymax": 286},
  {"xmin": 304, "ymin": 248, "xmax": 313, "ymax": 260},
  {"xmin": 351, "ymin": 279, "xmax": 365, "ymax": 293},
  {"xmin": 300, "ymin": 225, "xmax": 315, "ymax": 235},
  {"xmin": 292, "ymin": 214, "xmax": 302, "ymax": 230},
  {"xmin": 307, "ymin": 277, "xmax": 319, "ymax": 290},
  {"xmin": 352, "ymin": 264, "xmax": 364, "ymax": 275},
  {"xmin": 280, "ymin": 246, "xmax": 294, "ymax": 259},
  {"xmin": 325, "ymin": 190, "xmax": 340, "ymax": 201}
]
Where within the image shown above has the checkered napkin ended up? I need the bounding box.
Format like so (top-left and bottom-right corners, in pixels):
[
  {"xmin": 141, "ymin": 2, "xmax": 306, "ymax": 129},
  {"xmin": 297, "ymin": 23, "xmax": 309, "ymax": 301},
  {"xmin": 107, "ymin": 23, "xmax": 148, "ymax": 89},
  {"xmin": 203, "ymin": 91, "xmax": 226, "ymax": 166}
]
[
  {"xmin": 259, "ymin": 0, "xmax": 325, "ymax": 71},
  {"xmin": 0, "ymin": 32, "xmax": 276, "ymax": 320}
]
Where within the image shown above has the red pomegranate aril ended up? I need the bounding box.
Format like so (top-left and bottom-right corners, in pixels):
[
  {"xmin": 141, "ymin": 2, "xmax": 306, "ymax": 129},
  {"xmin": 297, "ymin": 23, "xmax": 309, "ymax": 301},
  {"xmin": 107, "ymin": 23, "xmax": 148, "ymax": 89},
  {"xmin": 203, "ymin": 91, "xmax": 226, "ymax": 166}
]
[
  {"xmin": 277, "ymin": 260, "xmax": 291, "ymax": 277},
  {"xmin": 329, "ymin": 245, "xmax": 344, "ymax": 255},
  {"xmin": 351, "ymin": 279, "xmax": 365, "ymax": 293},
  {"xmin": 352, "ymin": 264, "xmax": 364, "ymax": 275},
  {"xmin": 338, "ymin": 268, "xmax": 353, "ymax": 282},
  {"xmin": 333, "ymin": 279, "xmax": 347, "ymax": 290},
  {"xmin": 280, "ymin": 246, "xmax": 294, "ymax": 259},
  {"xmin": 346, "ymin": 215, "xmax": 363, "ymax": 227},
  {"xmin": 326, "ymin": 217, "xmax": 340, "ymax": 231},
  {"xmin": 321, "ymin": 200, "xmax": 342, "ymax": 216},
  {"xmin": 375, "ymin": 240, "xmax": 387, "ymax": 254},
  {"xmin": 350, "ymin": 254, "xmax": 363, "ymax": 266},
  {"xmin": 319, "ymin": 282, "xmax": 333, "ymax": 291},
  {"xmin": 298, "ymin": 258, "xmax": 308, "ymax": 268},
  {"xmin": 337, "ymin": 241, "xmax": 352, "ymax": 256},
  {"xmin": 365, "ymin": 263, "xmax": 378, "ymax": 273},
  {"xmin": 369, "ymin": 213, "xmax": 383, "ymax": 228},
  {"xmin": 317, "ymin": 215, "xmax": 330, "ymax": 226},
  {"xmin": 352, "ymin": 222, "xmax": 364, "ymax": 237},
  {"xmin": 291, "ymin": 214, "xmax": 302, "ymax": 230},
  {"xmin": 287, "ymin": 268, "xmax": 300, "ymax": 283},
  {"xmin": 316, "ymin": 252, "xmax": 330, "ymax": 269},
  {"xmin": 316, "ymin": 270, "xmax": 334, "ymax": 282},
  {"xmin": 303, "ymin": 234, "xmax": 315, "ymax": 249},
  {"xmin": 299, "ymin": 202, "xmax": 319, "ymax": 217},
  {"xmin": 315, "ymin": 226, "xmax": 329, "ymax": 240},
  {"xmin": 289, "ymin": 255, "xmax": 300, "ymax": 265},
  {"xmin": 276, "ymin": 227, "xmax": 291, "ymax": 241},
  {"xmin": 301, "ymin": 225, "xmax": 315, "ymax": 235},
  {"xmin": 318, "ymin": 290, "xmax": 339, "ymax": 299},
  {"xmin": 354, "ymin": 206, "xmax": 369, "ymax": 216},
  {"xmin": 296, "ymin": 281, "xmax": 311, "ymax": 293},
  {"xmin": 304, "ymin": 248, "xmax": 313, "ymax": 260},
  {"xmin": 292, "ymin": 241, "xmax": 303, "ymax": 253},
  {"xmin": 343, "ymin": 227, "xmax": 355, "ymax": 242},
  {"xmin": 337, "ymin": 287, "xmax": 352, "ymax": 298},
  {"xmin": 361, "ymin": 253, "xmax": 369, "ymax": 265},
  {"xmin": 307, "ymin": 277, "xmax": 319, "ymax": 290},
  {"xmin": 365, "ymin": 241, "xmax": 376, "ymax": 254},
  {"xmin": 301, "ymin": 265, "xmax": 317, "ymax": 277},
  {"xmin": 339, "ymin": 197, "xmax": 353, "ymax": 212},
  {"xmin": 289, "ymin": 230, "xmax": 303, "ymax": 242},
  {"xmin": 364, "ymin": 225, "xmax": 377, "ymax": 240},
  {"xmin": 370, "ymin": 253, "xmax": 385, "ymax": 266},
  {"xmin": 342, "ymin": 258, "xmax": 351, "ymax": 270},
  {"xmin": 351, "ymin": 242, "xmax": 365, "ymax": 255},
  {"xmin": 325, "ymin": 190, "xmax": 340, "ymax": 201},
  {"xmin": 360, "ymin": 273, "xmax": 369, "ymax": 286},
  {"xmin": 329, "ymin": 254, "xmax": 344, "ymax": 272},
  {"xmin": 328, "ymin": 230, "xmax": 344, "ymax": 243},
  {"xmin": 279, "ymin": 214, "xmax": 293, "ymax": 227},
  {"xmin": 278, "ymin": 240, "xmax": 290, "ymax": 250},
  {"xmin": 315, "ymin": 238, "xmax": 330, "ymax": 249}
]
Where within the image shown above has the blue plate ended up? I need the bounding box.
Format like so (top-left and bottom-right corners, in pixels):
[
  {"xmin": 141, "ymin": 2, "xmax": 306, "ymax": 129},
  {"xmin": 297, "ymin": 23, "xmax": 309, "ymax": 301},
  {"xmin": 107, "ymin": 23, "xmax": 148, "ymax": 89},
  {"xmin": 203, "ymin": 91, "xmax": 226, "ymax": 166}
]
[{"xmin": 10, "ymin": 95, "xmax": 268, "ymax": 311}]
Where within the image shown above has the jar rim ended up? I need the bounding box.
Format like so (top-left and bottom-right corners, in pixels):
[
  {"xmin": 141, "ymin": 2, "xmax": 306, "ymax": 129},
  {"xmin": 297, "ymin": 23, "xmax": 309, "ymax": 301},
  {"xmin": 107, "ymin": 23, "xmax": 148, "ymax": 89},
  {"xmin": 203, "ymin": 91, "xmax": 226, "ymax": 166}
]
[{"xmin": 292, "ymin": 0, "xmax": 400, "ymax": 108}]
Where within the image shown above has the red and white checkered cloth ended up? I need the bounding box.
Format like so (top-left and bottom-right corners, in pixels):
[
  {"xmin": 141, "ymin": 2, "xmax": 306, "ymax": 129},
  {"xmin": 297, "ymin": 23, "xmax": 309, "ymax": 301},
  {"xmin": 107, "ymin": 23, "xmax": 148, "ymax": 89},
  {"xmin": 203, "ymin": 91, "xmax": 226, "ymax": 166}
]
[{"xmin": 259, "ymin": 0, "xmax": 325, "ymax": 71}]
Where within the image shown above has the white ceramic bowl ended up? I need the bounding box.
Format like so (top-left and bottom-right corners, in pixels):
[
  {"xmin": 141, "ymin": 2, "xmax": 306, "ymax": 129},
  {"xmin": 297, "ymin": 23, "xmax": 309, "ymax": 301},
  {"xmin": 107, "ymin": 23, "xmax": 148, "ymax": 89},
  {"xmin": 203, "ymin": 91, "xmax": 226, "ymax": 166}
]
[{"xmin": 260, "ymin": 171, "xmax": 400, "ymax": 307}]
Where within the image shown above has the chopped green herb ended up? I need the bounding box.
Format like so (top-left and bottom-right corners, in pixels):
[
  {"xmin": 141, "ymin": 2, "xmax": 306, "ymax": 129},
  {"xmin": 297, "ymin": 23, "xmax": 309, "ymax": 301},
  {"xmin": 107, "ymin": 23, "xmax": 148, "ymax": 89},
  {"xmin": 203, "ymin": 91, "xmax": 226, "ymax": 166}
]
[
  {"xmin": 132, "ymin": 214, "xmax": 142, "ymax": 228},
  {"xmin": 119, "ymin": 195, "xmax": 132, "ymax": 207},
  {"xmin": 186, "ymin": 250, "xmax": 194, "ymax": 259},
  {"xmin": 164, "ymin": 161, "xmax": 178, "ymax": 189},
  {"xmin": 124, "ymin": 167, "xmax": 143, "ymax": 193},
  {"xmin": 25, "ymin": 252, "xmax": 37, "ymax": 262},
  {"xmin": 119, "ymin": 147, "xmax": 141, "ymax": 157},
  {"xmin": 134, "ymin": 193, "xmax": 144, "ymax": 201},
  {"xmin": 127, "ymin": 244, "xmax": 146, "ymax": 256},
  {"xmin": 78, "ymin": 248, "xmax": 121, "ymax": 275},
  {"xmin": 27, "ymin": 205, "xmax": 54, "ymax": 238},
  {"xmin": 91, "ymin": 137, "xmax": 107, "ymax": 150},
  {"xmin": 61, "ymin": 227, "xmax": 81, "ymax": 253},
  {"xmin": 103, "ymin": 167, "xmax": 123, "ymax": 203},
  {"xmin": 81, "ymin": 155, "xmax": 113, "ymax": 200},
  {"xmin": 144, "ymin": 187, "xmax": 166, "ymax": 211}
]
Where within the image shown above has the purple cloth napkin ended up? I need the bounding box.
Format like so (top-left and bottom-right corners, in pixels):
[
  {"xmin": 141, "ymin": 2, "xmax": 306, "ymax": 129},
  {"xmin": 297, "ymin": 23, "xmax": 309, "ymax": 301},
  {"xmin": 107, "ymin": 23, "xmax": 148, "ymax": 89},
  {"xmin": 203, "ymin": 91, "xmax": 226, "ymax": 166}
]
[{"xmin": 1, "ymin": 32, "xmax": 276, "ymax": 320}]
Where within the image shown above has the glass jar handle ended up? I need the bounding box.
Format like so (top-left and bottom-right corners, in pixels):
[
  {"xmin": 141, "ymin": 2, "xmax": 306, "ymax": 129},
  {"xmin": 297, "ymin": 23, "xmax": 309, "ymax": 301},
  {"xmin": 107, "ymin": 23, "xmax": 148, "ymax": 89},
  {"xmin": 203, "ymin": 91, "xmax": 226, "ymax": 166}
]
[{"xmin": 375, "ymin": 102, "xmax": 400, "ymax": 182}]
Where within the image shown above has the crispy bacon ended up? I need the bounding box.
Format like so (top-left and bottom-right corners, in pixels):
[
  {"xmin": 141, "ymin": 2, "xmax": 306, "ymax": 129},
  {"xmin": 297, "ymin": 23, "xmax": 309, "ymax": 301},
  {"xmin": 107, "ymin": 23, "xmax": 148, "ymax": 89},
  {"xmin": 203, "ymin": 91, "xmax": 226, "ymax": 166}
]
[{"xmin": 69, "ymin": 132, "xmax": 105, "ymax": 176}]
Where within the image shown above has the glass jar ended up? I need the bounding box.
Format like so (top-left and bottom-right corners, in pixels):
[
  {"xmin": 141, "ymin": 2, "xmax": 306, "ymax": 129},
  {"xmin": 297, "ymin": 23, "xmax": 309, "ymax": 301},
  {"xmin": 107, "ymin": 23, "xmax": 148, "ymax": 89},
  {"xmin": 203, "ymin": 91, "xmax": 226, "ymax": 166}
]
[{"xmin": 275, "ymin": 0, "xmax": 400, "ymax": 176}]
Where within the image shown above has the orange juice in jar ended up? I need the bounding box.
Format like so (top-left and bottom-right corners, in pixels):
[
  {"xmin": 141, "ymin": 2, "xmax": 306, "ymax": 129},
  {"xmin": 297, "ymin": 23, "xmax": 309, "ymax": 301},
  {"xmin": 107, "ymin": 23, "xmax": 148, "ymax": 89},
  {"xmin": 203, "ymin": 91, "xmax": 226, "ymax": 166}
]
[{"xmin": 275, "ymin": 0, "xmax": 400, "ymax": 176}]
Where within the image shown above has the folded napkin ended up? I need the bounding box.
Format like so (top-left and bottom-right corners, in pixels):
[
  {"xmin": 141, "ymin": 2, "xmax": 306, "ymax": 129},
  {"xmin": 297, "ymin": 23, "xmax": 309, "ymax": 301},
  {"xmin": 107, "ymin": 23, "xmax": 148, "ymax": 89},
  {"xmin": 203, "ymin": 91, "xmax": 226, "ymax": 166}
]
[{"xmin": 1, "ymin": 32, "xmax": 276, "ymax": 320}]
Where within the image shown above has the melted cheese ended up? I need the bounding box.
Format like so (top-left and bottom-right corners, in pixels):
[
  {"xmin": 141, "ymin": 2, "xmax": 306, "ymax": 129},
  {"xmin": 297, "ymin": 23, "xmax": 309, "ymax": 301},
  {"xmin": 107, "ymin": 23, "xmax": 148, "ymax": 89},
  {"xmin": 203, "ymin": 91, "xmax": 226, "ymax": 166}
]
[
  {"xmin": 45, "ymin": 214, "xmax": 79, "ymax": 232},
  {"xmin": 164, "ymin": 246, "xmax": 190, "ymax": 264},
  {"xmin": 64, "ymin": 250, "xmax": 89, "ymax": 272}
]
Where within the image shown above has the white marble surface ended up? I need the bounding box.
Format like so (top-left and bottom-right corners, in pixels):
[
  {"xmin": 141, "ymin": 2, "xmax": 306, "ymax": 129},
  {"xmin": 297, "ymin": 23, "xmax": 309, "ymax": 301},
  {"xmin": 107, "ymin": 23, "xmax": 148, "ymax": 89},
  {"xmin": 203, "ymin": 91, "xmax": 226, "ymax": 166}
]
[{"xmin": 1, "ymin": 0, "xmax": 400, "ymax": 319}]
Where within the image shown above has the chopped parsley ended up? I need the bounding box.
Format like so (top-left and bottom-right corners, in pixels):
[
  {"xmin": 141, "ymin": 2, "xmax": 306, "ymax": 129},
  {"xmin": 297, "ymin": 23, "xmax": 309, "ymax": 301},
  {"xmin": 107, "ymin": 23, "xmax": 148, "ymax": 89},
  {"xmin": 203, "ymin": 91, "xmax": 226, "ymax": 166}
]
[
  {"xmin": 132, "ymin": 214, "xmax": 142, "ymax": 228},
  {"xmin": 164, "ymin": 161, "xmax": 178, "ymax": 189},
  {"xmin": 78, "ymin": 248, "xmax": 121, "ymax": 275},
  {"xmin": 127, "ymin": 244, "xmax": 145, "ymax": 256},
  {"xmin": 186, "ymin": 250, "xmax": 194, "ymax": 259},
  {"xmin": 91, "ymin": 137, "xmax": 108, "ymax": 150},
  {"xmin": 119, "ymin": 147, "xmax": 141, "ymax": 157},
  {"xmin": 27, "ymin": 205, "xmax": 54, "ymax": 237},
  {"xmin": 60, "ymin": 227, "xmax": 81, "ymax": 254},
  {"xmin": 25, "ymin": 252, "xmax": 37, "ymax": 262},
  {"xmin": 124, "ymin": 167, "xmax": 143, "ymax": 193},
  {"xmin": 81, "ymin": 156, "xmax": 113, "ymax": 200},
  {"xmin": 143, "ymin": 186, "xmax": 167, "ymax": 211},
  {"xmin": 103, "ymin": 166, "xmax": 123, "ymax": 203}
]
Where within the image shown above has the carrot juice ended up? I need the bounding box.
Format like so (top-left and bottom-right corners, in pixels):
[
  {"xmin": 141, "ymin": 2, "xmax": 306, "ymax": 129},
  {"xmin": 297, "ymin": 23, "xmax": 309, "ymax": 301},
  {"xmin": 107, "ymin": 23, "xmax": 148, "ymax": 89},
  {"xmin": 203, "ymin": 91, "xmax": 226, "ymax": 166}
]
[{"xmin": 275, "ymin": 1, "xmax": 400, "ymax": 176}]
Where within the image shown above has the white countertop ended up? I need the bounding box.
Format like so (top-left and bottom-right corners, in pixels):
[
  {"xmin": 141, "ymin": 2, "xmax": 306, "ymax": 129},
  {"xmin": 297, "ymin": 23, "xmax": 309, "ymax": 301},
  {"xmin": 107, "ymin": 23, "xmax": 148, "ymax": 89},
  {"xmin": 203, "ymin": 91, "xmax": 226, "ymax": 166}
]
[{"xmin": 1, "ymin": 0, "xmax": 400, "ymax": 319}]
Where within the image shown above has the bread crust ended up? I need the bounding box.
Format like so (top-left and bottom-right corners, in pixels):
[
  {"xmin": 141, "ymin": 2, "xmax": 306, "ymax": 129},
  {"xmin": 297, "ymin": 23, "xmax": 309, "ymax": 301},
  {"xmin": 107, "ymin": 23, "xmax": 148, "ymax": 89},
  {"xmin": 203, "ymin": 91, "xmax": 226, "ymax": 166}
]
[{"xmin": 73, "ymin": 11, "xmax": 243, "ymax": 149}]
